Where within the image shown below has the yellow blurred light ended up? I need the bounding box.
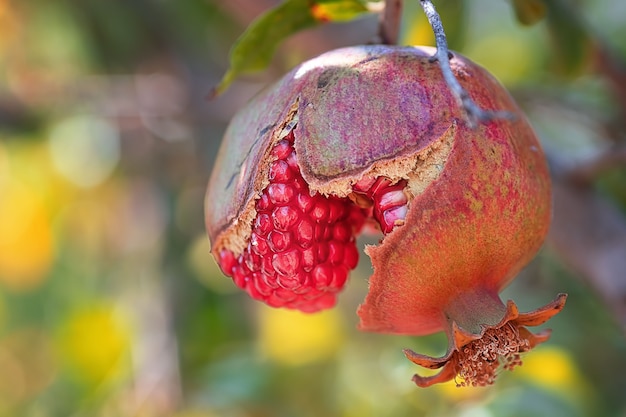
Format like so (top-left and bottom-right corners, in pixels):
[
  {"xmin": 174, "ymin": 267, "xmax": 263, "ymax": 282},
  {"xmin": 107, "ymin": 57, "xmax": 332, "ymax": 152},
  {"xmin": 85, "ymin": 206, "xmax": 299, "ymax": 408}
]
[
  {"xmin": 402, "ymin": 11, "xmax": 435, "ymax": 47},
  {"xmin": 0, "ymin": 0, "xmax": 20, "ymax": 51},
  {"xmin": 463, "ymin": 35, "xmax": 535, "ymax": 86},
  {"xmin": 516, "ymin": 346, "xmax": 581, "ymax": 391},
  {"xmin": 1, "ymin": 139, "xmax": 76, "ymax": 216},
  {"xmin": 257, "ymin": 306, "xmax": 345, "ymax": 366},
  {"xmin": 57, "ymin": 304, "xmax": 132, "ymax": 384},
  {"xmin": 0, "ymin": 180, "xmax": 54, "ymax": 290},
  {"xmin": 48, "ymin": 115, "xmax": 120, "ymax": 188}
]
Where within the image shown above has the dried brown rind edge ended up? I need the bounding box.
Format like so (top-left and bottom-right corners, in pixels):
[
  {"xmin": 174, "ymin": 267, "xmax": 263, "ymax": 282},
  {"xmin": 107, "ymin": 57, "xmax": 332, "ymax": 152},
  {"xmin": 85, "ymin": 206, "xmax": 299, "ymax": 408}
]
[
  {"xmin": 212, "ymin": 100, "xmax": 300, "ymax": 256},
  {"xmin": 303, "ymin": 121, "xmax": 456, "ymax": 200}
]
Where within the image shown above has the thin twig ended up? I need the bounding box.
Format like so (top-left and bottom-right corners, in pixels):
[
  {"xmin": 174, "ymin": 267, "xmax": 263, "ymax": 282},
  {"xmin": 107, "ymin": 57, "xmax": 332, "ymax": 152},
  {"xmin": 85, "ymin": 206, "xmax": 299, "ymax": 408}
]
[
  {"xmin": 563, "ymin": 146, "xmax": 626, "ymax": 184},
  {"xmin": 548, "ymin": 179, "xmax": 626, "ymax": 335},
  {"xmin": 379, "ymin": 0, "xmax": 403, "ymax": 45},
  {"xmin": 418, "ymin": 0, "xmax": 512, "ymax": 127}
]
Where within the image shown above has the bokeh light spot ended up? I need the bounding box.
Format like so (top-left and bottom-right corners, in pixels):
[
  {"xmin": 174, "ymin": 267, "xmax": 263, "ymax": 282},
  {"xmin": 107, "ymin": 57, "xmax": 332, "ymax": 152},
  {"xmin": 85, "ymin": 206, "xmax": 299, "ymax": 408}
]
[
  {"xmin": 48, "ymin": 115, "xmax": 120, "ymax": 188},
  {"xmin": 402, "ymin": 9, "xmax": 435, "ymax": 47},
  {"xmin": 516, "ymin": 346, "xmax": 582, "ymax": 391},
  {"xmin": 0, "ymin": 181, "xmax": 54, "ymax": 290},
  {"xmin": 57, "ymin": 304, "xmax": 132, "ymax": 384},
  {"xmin": 464, "ymin": 35, "xmax": 536, "ymax": 86},
  {"xmin": 257, "ymin": 306, "xmax": 345, "ymax": 366}
]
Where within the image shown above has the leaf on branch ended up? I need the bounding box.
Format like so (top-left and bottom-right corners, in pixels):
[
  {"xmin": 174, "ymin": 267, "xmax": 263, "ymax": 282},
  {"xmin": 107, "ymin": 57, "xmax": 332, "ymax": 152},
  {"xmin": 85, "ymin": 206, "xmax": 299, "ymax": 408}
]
[
  {"xmin": 211, "ymin": 0, "xmax": 372, "ymax": 97},
  {"xmin": 544, "ymin": 0, "xmax": 592, "ymax": 77},
  {"xmin": 312, "ymin": 0, "xmax": 371, "ymax": 22},
  {"xmin": 511, "ymin": 0, "xmax": 547, "ymax": 26}
]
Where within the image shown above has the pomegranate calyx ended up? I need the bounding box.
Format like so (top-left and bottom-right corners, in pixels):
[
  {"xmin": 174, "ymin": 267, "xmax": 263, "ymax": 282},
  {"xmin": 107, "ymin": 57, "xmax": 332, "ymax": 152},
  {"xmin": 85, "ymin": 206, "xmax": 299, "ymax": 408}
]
[{"xmin": 404, "ymin": 293, "xmax": 567, "ymax": 387}]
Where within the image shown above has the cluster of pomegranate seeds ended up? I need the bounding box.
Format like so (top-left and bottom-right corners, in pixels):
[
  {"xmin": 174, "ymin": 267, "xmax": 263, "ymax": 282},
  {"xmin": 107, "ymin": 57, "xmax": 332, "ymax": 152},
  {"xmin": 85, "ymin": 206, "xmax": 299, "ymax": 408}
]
[
  {"xmin": 217, "ymin": 129, "xmax": 411, "ymax": 312},
  {"xmin": 218, "ymin": 131, "xmax": 363, "ymax": 312},
  {"xmin": 352, "ymin": 177, "xmax": 408, "ymax": 234}
]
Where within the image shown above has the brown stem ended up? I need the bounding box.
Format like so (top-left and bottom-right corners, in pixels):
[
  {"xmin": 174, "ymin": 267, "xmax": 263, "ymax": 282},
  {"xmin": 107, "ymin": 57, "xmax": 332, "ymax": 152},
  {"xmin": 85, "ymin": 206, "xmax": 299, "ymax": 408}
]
[
  {"xmin": 563, "ymin": 146, "xmax": 626, "ymax": 184},
  {"xmin": 379, "ymin": 0, "xmax": 403, "ymax": 45},
  {"xmin": 594, "ymin": 41, "xmax": 626, "ymax": 123}
]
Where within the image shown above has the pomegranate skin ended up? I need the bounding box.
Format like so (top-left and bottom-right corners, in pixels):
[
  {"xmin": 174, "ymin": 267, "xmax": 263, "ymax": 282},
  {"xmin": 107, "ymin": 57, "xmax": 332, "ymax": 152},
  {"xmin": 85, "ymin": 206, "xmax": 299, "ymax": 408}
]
[{"xmin": 357, "ymin": 95, "xmax": 552, "ymax": 336}]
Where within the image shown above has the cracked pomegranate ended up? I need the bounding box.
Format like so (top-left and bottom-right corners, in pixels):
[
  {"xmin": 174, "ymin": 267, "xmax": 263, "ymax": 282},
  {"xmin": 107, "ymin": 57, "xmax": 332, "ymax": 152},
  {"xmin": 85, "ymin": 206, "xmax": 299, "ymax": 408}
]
[{"xmin": 205, "ymin": 45, "xmax": 566, "ymax": 387}]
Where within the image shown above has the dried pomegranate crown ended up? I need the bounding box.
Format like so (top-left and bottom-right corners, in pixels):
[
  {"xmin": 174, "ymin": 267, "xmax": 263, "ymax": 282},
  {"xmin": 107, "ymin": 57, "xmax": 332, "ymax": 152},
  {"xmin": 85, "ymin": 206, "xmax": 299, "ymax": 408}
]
[{"xmin": 206, "ymin": 45, "xmax": 566, "ymax": 387}]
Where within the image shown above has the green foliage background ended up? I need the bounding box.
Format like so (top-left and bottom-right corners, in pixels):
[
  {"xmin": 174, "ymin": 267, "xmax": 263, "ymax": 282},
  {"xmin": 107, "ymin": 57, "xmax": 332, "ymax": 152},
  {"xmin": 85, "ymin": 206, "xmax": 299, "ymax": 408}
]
[{"xmin": 0, "ymin": 1, "xmax": 625, "ymax": 416}]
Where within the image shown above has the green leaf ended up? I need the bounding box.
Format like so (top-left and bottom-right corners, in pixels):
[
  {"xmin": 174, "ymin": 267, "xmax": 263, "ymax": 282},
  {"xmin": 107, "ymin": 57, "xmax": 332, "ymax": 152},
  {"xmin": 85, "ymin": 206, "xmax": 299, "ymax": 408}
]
[
  {"xmin": 544, "ymin": 0, "xmax": 591, "ymax": 77},
  {"xmin": 212, "ymin": 0, "xmax": 371, "ymax": 97},
  {"xmin": 511, "ymin": 0, "xmax": 547, "ymax": 26},
  {"xmin": 311, "ymin": 0, "xmax": 370, "ymax": 22}
]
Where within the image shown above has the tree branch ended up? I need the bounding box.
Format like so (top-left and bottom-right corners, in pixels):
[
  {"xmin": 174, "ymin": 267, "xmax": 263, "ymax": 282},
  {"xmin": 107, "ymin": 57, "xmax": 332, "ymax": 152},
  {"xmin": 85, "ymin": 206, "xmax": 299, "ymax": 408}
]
[
  {"xmin": 379, "ymin": 0, "xmax": 403, "ymax": 45},
  {"xmin": 548, "ymin": 179, "xmax": 626, "ymax": 335},
  {"xmin": 418, "ymin": 0, "xmax": 512, "ymax": 127}
]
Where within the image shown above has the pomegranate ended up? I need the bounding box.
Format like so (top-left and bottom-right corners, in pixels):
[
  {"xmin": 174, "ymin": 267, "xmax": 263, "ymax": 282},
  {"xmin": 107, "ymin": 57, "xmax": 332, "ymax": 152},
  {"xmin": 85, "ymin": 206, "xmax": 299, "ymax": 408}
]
[{"xmin": 205, "ymin": 45, "xmax": 566, "ymax": 387}]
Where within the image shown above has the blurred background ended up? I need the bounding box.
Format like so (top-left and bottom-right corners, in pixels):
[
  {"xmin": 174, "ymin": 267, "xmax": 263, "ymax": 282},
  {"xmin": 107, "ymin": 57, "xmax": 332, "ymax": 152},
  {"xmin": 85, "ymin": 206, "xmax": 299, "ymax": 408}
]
[{"xmin": 0, "ymin": 0, "xmax": 625, "ymax": 416}]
